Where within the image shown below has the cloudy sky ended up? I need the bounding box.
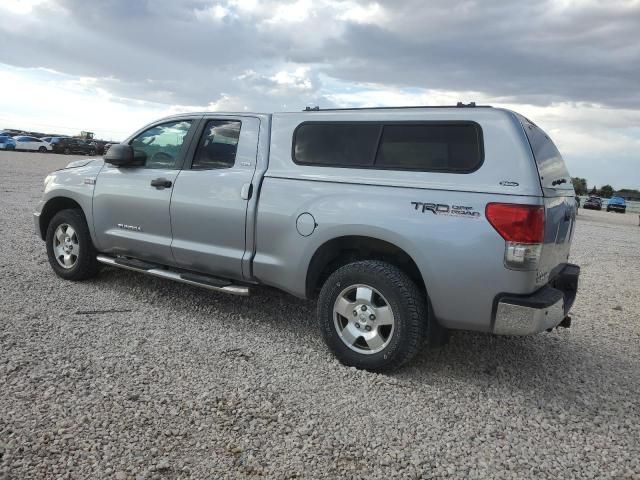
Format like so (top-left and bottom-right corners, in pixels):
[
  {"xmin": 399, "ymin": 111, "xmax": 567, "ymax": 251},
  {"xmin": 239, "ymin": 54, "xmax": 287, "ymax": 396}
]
[{"xmin": 1, "ymin": 0, "xmax": 639, "ymax": 189}]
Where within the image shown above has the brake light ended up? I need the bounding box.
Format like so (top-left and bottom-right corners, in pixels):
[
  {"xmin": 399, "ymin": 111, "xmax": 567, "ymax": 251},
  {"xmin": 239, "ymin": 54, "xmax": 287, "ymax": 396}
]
[
  {"xmin": 486, "ymin": 203, "xmax": 545, "ymax": 270},
  {"xmin": 486, "ymin": 203, "xmax": 544, "ymax": 243}
]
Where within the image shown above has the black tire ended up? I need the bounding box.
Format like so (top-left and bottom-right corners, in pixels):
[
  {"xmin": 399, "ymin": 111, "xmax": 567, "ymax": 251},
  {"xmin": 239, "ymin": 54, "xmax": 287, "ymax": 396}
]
[
  {"xmin": 38, "ymin": 146, "xmax": 47, "ymax": 153},
  {"xmin": 89, "ymin": 149, "xmax": 96, "ymax": 156},
  {"xmin": 317, "ymin": 260, "xmax": 430, "ymax": 372},
  {"xmin": 45, "ymin": 209, "xmax": 99, "ymax": 281},
  {"xmin": 64, "ymin": 147, "xmax": 71, "ymax": 154}
]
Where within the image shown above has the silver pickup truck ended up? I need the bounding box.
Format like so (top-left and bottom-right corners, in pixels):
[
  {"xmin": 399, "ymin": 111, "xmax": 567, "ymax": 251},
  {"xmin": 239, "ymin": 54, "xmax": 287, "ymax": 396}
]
[{"xmin": 34, "ymin": 105, "xmax": 580, "ymax": 372}]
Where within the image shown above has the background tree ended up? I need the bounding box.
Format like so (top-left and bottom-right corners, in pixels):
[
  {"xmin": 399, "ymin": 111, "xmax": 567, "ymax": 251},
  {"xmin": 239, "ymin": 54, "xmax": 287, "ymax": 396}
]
[
  {"xmin": 599, "ymin": 185, "xmax": 614, "ymax": 198},
  {"xmin": 571, "ymin": 177, "xmax": 588, "ymax": 195},
  {"xmin": 590, "ymin": 186, "xmax": 598, "ymax": 195}
]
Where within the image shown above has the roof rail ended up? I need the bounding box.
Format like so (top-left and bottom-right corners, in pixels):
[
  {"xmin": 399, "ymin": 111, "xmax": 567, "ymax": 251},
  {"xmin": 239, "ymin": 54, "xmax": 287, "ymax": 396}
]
[{"xmin": 301, "ymin": 103, "xmax": 491, "ymax": 112}]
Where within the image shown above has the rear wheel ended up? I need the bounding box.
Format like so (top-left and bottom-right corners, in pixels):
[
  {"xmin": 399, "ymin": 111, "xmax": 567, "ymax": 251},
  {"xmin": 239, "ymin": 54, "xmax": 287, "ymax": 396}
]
[
  {"xmin": 45, "ymin": 209, "xmax": 99, "ymax": 281},
  {"xmin": 63, "ymin": 147, "xmax": 71, "ymax": 154},
  {"xmin": 317, "ymin": 260, "xmax": 429, "ymax": 372},
  {"xmin": 89, "ymin": 149, "xmax": 96, "ymax": 156},
  {"xmin": 38, "ymin": 146, "xmax": 47, "ymax": 153}
]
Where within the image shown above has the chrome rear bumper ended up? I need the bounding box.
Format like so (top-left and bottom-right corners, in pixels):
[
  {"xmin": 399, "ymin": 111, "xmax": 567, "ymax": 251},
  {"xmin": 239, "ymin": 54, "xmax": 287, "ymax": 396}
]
[{"xmin": 493, "ymin": 264, "xmax": 580, "ymax": 335}]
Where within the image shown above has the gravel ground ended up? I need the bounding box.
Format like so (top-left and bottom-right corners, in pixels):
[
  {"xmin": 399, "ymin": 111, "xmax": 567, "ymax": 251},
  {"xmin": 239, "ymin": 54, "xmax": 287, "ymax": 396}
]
[{"xmin": 1, "ymin": 151, "xmax": 639, "ymax": 480}]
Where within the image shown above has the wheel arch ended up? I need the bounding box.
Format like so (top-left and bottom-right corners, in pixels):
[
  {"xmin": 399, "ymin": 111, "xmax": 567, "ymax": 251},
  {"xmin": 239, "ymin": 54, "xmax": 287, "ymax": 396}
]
[
  {"xmin": 305, "ymin": 235, "xmax": 426, "ymax": 300},
  {"xmin": 38, "ymin": 196, "xmax": 85, "ymax": 240}
]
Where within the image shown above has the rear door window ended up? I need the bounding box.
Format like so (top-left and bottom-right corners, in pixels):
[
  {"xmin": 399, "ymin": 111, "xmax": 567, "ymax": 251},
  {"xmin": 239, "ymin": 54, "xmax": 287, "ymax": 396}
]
[{"xmin": 191, "ymin": 120, "xmax": 241, "ymax": 170}]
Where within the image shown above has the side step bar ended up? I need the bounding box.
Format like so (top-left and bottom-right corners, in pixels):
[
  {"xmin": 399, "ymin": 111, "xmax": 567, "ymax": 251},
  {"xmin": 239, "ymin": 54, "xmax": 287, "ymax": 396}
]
[{"xmin": 96, "ymin": 255, "xmax": 250, "ymax": 296}]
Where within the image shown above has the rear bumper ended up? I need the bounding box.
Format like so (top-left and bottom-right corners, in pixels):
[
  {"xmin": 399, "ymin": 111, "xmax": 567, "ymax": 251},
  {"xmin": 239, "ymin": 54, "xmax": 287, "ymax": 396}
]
[
  {"xmin": 607, "ymin": 204, "xmax": 626, "ymax": 212},
  {"xmin": 493, "ymin": 264, "xmax": 580, "ymax": 335}
]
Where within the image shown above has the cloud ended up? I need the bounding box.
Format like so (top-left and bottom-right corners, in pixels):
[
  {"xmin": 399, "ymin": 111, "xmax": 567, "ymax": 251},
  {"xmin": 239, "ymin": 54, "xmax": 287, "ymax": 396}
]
[{"xmin": 0, "ymin": 0, "xmax": 638, "ymax": 187}]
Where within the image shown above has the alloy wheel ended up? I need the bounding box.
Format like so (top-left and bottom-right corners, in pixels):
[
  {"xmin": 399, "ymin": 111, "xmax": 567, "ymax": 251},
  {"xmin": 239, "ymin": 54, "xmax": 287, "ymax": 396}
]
[
  {"xmin": 333, "ymin": 284, "xmax": 395, "ymax": 354},
  {"xmin": 52, "ymin": 223, "xmax": 80, "ymax": 269}
]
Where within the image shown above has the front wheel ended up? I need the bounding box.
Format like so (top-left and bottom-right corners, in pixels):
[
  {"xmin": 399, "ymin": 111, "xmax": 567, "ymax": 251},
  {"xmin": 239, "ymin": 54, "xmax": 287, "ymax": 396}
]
[
  {"xmin": 38, "ymin": 146, "xmax": 47, "ymax": 153},
  {"xmin": 317, "ymin": 260, "xmax": 429, "ymax": 372},
  {"xmin": 45, "ymin": 209, "xmax": 99, "ymax": 281}
]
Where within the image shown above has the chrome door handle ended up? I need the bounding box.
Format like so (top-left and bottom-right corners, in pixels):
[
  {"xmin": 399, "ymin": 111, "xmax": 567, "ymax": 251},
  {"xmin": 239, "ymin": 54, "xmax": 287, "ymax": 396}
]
[{"xmin": 150, "ymin": 178, "xmax": 172, "ymax": 189}]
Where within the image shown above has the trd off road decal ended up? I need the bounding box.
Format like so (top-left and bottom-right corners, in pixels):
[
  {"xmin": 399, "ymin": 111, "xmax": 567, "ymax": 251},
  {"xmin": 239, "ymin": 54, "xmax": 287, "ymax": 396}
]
[{"xmin": 411, "ymin": 202, "xmax": 481, "ymax": 218}]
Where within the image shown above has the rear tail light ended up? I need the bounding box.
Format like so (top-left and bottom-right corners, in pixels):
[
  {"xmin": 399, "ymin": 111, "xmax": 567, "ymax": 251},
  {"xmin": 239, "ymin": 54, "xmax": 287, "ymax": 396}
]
[{"xmin": 486, "ymin": 203, "xmax": 544, "ymax": 270}]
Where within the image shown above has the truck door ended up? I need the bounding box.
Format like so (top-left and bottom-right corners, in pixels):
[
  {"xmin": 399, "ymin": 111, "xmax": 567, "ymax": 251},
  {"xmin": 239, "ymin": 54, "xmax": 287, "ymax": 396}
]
[
  {"xmin": 169, "ymin": 116, "xmax": 260, "ymax": 281},
  {"xmin": 92, "ymin": 119, "xmax": 197, "ymax": 263}
]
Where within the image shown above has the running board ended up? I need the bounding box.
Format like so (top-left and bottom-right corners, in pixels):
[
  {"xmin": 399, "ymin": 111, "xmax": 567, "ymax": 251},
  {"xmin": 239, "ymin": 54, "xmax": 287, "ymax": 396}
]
[{"xmin": 96, "ymin": 255, "xmax": 250, "ymax": 296}]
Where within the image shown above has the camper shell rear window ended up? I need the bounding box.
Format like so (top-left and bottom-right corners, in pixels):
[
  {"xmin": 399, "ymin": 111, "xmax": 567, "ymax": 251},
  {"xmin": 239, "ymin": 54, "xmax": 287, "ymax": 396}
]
[{"xmin": 516, "ymin": 114, "xmax": 571, "ymax": 189}]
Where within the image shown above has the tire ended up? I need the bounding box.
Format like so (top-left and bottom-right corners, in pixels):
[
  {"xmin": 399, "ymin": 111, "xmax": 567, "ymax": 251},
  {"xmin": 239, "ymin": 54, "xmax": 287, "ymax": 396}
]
[
  {"xmin": 89, "ymin": 149, "xmax": 96, "ymax": 156},
  {"xmin": 45, "ymin": 209, "xmax": 99, "ymax": 281},
  {"xmin": 64, "ymin": 147, "xmax": 71, "ymax": 154},
  {"xmin": 317, "ymin": 260, "xmax": 429, "ymax": 372},
  {"xmin": 38, "ymin": 146, "xmax": 47, "ymax": 153}
]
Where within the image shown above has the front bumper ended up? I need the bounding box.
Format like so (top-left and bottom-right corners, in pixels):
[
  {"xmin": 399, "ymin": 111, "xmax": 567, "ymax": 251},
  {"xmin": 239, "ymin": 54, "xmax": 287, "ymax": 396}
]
[
  {"xmin": 33, "ymin": 212, "xmax": 42, "ymax": 238},
  {"xmin": 493, "ymin": 264, "xmax": 580, "ymax": 335}
]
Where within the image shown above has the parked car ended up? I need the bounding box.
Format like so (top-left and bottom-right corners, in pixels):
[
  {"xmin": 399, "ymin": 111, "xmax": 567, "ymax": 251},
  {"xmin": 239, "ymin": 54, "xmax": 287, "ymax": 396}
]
[
  {"xmin": 13, "ymin": 136, "xmax": 52, "ymax": 152},
  {"xmin": 103, "ymin": 143, "xmax": 114, "ymax": 154},
  {"xmin": 49, "ymin": 137, "xmax": 97, "ymax": 155},
  {"xmin": 34, "ymin": 106, "xmax": 580, "ymax": 372},
  {"xmin": 90, "ymin": 140, "xmax": 109, "ymax": 155},
  {"xmin": 583, "ymin": 197, "xmax": 603, "ymax": 210},
  {"xmin": 606, "ymin": 196, "xmax": 626, "ymax": 213},
  {"xmin": 0, "ymin": 136, "xmax": 17, "ymax": 150}
]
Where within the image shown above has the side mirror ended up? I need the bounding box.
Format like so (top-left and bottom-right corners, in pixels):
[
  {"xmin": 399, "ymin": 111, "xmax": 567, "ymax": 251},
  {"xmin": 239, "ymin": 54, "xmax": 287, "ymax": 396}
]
[{"xmin": 104, "ymin": 144, "xmax": 140, "ymax": 167}]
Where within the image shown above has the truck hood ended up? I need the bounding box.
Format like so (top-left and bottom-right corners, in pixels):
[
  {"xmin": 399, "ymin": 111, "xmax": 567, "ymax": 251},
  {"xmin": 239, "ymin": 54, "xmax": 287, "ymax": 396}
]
[{"xmin": 62, "ymin": 158, "xmax": 105, "ymax": 170}]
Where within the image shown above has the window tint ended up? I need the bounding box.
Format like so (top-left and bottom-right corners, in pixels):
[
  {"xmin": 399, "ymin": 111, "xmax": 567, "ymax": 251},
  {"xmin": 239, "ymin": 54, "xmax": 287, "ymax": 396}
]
[
  {"xmin": 294, "ymin": 123, "xmax": 380, "ymax": 167},
  {"xmin": 376, "ymin": 124, "xmax": 482, "ymax": 171},
  {"xmin": 293, "ymin": 122, "xmax": 483, "ymax": 172},
  {"xmin": 130, "ymin": 120, "xmax": 192, "ymax": 169},
  {"xmin": 192, "ymin": 120, "xmax": 241, "ymax": 170}
]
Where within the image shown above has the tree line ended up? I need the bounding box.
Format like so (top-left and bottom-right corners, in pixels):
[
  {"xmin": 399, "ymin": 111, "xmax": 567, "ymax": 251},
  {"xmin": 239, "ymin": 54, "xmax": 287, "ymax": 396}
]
[{"xmin": 571, "ymin": 177, "xmax": 640, "ymax": 198}]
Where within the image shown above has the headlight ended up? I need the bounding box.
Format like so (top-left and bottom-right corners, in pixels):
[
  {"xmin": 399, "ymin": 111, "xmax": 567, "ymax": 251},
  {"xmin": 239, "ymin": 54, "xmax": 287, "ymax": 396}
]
[{"xmin": 44, "ymin": 175, "xmax": 52, "ymax": 187}]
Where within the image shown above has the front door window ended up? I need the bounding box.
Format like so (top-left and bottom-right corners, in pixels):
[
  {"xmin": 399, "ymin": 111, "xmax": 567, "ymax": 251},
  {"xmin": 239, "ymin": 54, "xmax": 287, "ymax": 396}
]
[{"xmin": 130, "ymin": 120, "xmax": 192, "ymax": 169}]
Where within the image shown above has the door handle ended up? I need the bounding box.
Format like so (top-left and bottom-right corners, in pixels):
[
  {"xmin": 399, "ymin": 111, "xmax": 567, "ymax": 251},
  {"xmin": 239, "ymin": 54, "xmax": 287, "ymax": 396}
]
[{"xmin": 150, "ymin": 178, "xmax": 172, "ymax": 189}]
